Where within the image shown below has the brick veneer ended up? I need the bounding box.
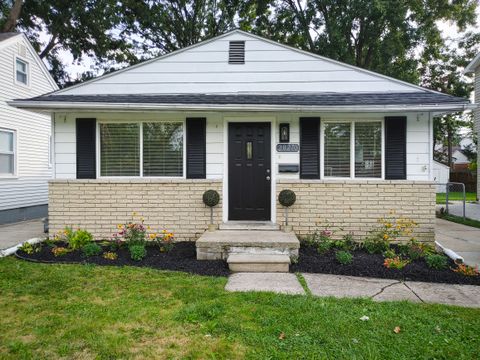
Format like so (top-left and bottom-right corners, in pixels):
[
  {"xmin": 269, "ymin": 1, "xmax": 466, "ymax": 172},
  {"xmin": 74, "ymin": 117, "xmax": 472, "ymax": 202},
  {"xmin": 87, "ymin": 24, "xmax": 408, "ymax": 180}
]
[
  {"xmin": 49, "ymin": 179, "xmax": 222, "ymax": 240},
  {"xmin": 276, "ymin": 180, "xmax": 436, "ymax": 243}
]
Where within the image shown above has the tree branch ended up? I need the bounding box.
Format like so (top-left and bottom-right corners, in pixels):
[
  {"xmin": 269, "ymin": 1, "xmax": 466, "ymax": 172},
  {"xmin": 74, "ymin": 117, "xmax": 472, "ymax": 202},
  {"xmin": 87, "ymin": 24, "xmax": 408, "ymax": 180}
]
[
  {"xmin": 39, "ymin": 35, "xmax": 58, "ymax": 59},
  {"xmin": 2, "ymin": 0, "xmax": 23, "ymax": 33}
]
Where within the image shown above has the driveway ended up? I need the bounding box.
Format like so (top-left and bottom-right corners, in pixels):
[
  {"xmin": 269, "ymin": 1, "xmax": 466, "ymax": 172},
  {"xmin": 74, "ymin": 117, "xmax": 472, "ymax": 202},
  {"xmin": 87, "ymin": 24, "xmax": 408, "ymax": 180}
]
[
  {"xmin": 435, "ymin": 218, "xmax": 480, "ymax": 267},
  {"xmin": 444, "ymin": 201, "xmax": 480, "ymax": 221},
  {"xmin": 0, "ymin": 219, "xmax": 45, "ymax": 250}
]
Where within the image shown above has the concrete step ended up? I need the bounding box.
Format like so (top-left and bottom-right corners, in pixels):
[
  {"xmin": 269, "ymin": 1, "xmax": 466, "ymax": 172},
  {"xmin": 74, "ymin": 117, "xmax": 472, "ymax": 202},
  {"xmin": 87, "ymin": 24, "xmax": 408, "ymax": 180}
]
[
  {"xmin": 219, "ymin": 221, "xmax": 280, "ymax": 231},
  {"xmin": 227, "ymin": 254, "xmax": 291, "ymax": 273},
  {"xmin": 196, "ymin": 229, "xmax": 300, "ymax": 261}
]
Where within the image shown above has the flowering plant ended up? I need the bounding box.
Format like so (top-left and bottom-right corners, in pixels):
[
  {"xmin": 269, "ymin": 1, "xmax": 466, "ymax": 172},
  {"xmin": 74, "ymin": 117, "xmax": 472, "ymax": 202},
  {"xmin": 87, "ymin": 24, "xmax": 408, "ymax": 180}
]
[
  {"xmin": 150, "ymin": 230, "xmax": 175, "ymax": 252},
  {"xmin": 384, "ymin": 257, "xmax": 410, "ymax": 270},
  {"xmin": 113, "ymin": 213, "xmax": 147, "ymax": 246},
  {"xmin": 453, "ymin": 263, "xmax": 479, "ymax": 277}
]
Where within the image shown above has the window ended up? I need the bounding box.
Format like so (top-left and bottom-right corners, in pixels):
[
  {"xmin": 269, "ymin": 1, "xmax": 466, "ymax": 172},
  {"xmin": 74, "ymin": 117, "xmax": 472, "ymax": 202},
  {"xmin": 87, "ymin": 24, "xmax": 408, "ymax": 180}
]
[
  {"xmin": 355, "ymin": 122, "xmax": 382, "ymax": 178},
  {"xmin": 100, "ymin": 122, "xmax": 183, "ymax": 177},
  {"xmin": 322, "ymin": 121, "xmax": 383, "ymax": 179},
  {"xmin": 0, "ymin": 129, "xmax": 15, "ymax": 175},
  {"xmin": 15, "ymin": 58, "xmax": 28, "ymax": 85},
  {"xmin": 324, "ymin": 123, "xmax": 351, "ymax": 177}
]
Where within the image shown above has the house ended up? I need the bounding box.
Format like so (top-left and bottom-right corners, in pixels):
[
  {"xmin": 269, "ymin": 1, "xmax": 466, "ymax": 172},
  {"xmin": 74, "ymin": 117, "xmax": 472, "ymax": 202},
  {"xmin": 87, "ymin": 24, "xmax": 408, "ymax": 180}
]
[
  {"xmin": 0, "ymin": 33, "xmax": 58, "ymax": 224},
  {"xmin": 433, "ymin": 160, "xmax": 449, "ymax": 191},
  {"xmin": 465, "ymin": 53, "xmax": 480, "ymax": 199},
  {"xmin": 11, "ymin": 30, "xmax": 472, "ymax": 251}
]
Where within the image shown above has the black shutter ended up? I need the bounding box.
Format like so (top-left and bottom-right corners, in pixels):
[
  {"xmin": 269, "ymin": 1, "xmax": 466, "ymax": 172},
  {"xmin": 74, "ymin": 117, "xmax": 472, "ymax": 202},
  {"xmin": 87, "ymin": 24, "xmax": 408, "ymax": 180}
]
[
  {"xmin": 385, "ymin": 116, "xmax": 407, "ymax": 180},
  {"xmin": 300, "ymin": 117, "xmax": 320, "ymax": 179},
  {"xmin": 186, "ymin": 117, "xmax": 206, "ymax": 179},
  {"xmin": 76, "ymin": 118, "xmax": 96, "ymax": 179}
]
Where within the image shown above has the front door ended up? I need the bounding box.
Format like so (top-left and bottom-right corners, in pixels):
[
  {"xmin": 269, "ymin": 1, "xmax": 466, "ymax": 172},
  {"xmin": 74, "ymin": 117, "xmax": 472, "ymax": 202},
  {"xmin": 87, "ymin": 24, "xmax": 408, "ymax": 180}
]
[{"xmin": 228, "ymin": 122, "xmax": 271, "ymax": 220}]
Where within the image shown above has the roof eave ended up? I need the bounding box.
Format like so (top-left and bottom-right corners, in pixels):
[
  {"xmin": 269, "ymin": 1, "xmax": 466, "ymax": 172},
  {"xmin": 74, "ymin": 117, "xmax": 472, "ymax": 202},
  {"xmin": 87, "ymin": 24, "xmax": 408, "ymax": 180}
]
[
  {"xmin": 465, "ymin": 53, "xmax": 480, "ymax": 74},
  {"xmin": 8, "ymin": 100, "xmax": 474, "ymax": 113}
]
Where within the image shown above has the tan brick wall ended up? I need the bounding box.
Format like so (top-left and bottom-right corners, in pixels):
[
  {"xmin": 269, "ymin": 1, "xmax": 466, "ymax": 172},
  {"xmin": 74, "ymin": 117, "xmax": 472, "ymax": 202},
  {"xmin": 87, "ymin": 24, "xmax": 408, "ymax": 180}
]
[
  {"xmin": 276, "ymin": 180, "xmax": 436, "ymax": 243},
  {"xmin": 49, "ymin": 179, "xmax": 222, "ymax": 241}
]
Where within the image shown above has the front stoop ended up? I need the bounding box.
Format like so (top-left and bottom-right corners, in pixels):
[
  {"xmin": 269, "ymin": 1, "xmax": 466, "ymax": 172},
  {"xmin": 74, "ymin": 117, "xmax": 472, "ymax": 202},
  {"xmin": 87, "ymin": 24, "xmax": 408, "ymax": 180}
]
[
  {"xmin": 227, "ymin": 254, "xmax": 290, "ymax": 272},
  {"xmin": 196, "ymin": 228, "xmax": 300, "ymax": 272}
]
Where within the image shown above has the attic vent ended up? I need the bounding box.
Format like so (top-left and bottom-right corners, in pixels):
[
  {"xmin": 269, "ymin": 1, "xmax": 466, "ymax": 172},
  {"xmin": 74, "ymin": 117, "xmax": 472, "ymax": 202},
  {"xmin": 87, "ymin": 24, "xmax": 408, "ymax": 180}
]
[
  {"xmin": 228, "ymin": 41, "xmax": 245, "ymax": 64},
  {"xmin": 18, "ymin": 43, "xmax": 26, "ymax": 57}
]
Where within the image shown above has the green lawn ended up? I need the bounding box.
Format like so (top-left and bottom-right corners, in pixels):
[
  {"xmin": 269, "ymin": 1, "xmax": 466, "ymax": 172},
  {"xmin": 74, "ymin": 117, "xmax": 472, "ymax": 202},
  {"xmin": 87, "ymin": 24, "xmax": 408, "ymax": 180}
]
[
  {"xmin": 437, "ymin": 213, "xmax": 480, "ymax": 229},
  {"xmin": 1, "ymin": 258, "xmax": 479, "ymax": 359},
  {"xmin": 436, "ymin": 192, "xmax": 477, "ymax": 204}
]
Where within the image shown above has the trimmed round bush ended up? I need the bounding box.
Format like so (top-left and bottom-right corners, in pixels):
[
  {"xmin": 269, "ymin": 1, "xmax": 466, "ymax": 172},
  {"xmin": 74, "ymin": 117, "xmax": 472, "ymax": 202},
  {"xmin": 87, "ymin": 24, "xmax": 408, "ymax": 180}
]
[
  {"xmin": 81, "ymin": 243, "xmax": 102, "ymax": 257},
  {"xmin": 129, "ymin": 244, "xmax": 147, "ymax": 261},
  {"xmin": 203, "ymin": 190, "xmax": 220, "ymax": 207},
  {"xmin": 278, "ymin": 189, "xmax": 296, "ymax": 207}
]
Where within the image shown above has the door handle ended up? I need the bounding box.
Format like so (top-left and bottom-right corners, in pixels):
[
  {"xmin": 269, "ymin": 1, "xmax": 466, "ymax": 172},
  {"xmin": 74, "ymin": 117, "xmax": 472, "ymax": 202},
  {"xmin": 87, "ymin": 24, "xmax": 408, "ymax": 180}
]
[{"xmin": 266, "ymin": 176, "xmax": 271, "ymax": 181}]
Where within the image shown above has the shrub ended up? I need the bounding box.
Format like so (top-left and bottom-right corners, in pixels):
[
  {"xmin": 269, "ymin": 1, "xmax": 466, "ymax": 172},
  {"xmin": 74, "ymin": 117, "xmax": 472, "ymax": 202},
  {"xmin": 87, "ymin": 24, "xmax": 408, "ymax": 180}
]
[
  {"xmin": 129, "ymin": 244, "xmax": 147, "ymax": 261},
  {"xmin": 317, "ymin": 241, "xmax": 332, "ymax": 254},
  {"xmin": 82, "ymin": 243, "xmax": 102, "ymax": 257},
  {"xmin": 398, "ymin": 239, "xmax": 435, "ymax": 260},
  {"xmin": 425, "ymin": 254, "xmax": 449, "ymax": 270},
  {"xmin": 103, "ymin": 252, "xmax": 118, "ymax": 260},
  {"xmin": 333, "ymin": 233, "xmax": 356, "ymax": 251},
  {"xmin": 202, "ymin": 190, "xmax": 220, "ymax": 207},
  {"xmin": 384, "ymin": 257, "xmax": 410, "ymax": 270},
  {"xmin": 19, "ymin": 242, "xmax": 40, "ymax": 255},
  {"xmin": 52, "ymin": 246, "xmax": 69, "ymax": 257},
  {"xmin": 363, "ymin": 239, "xmax": 389, "ymax": 254},
  {"xmin": 69, "ymin": 229, "xmax": 94, "ymax": 250},
  {"xmin": 336, "ymin": 250, "xmax": 353, "ymax": 265},
  {"xmin": 453, "ymin": 263, "xmax": 479, "ymax": 277},
  {"xmin": 278, "ymin": 189, "xmax": 296, "ymax": 207}
]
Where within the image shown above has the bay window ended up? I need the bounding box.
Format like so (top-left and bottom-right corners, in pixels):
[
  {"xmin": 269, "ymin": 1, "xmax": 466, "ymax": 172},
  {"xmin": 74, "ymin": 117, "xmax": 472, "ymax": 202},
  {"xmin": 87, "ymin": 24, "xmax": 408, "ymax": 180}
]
[
  {"xmin": 100, "ymin": 122, "xmax": 183, "ymax": 177},
  {"xmin": 322, "ymin": 121, "xmax": 382, "ymax": 179}
]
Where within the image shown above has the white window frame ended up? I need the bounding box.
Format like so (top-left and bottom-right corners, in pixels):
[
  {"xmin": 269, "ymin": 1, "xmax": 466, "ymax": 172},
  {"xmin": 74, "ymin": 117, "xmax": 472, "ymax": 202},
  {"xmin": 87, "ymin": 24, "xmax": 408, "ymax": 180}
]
[
  {"xmin": 0, "ymin": 128, "xmax": 17, "ymax": 178},
  {"xmin": 14, "ymin": 56, "xmax": 30, "ymax": 87},
  {"xmin": 96, "ymin": 119, "xmax": 186, "ymax": 179},
  {"xmin": 320, "ymin": 119, "xmax": 385, "ymax": 180}
]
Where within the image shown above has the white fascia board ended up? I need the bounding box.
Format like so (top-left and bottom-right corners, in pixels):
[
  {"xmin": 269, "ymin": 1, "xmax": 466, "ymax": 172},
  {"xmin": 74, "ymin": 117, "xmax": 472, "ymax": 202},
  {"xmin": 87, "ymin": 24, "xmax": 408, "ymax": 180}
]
[
  {"xmin": 8, "ymin": 100, "xmax": 475, "ymax": 113},
  {"xmin": 465, "ymin": 52, "xmax": 480, "ymax": 74}
]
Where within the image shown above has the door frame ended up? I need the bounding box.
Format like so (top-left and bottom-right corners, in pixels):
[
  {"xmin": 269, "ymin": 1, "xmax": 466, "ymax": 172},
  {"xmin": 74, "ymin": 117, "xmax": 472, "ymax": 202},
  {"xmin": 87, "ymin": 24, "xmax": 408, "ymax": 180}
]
[{"xmin": 222, "ymin": 115, "xmax": 276, "ymax": 223}]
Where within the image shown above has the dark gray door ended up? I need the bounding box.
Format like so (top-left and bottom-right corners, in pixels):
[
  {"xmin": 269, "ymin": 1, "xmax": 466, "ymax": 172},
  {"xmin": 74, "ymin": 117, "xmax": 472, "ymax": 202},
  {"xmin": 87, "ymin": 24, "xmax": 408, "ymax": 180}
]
[{"xmin": 228, "ymin": 122, "xmax": 271, "ymax": 220}]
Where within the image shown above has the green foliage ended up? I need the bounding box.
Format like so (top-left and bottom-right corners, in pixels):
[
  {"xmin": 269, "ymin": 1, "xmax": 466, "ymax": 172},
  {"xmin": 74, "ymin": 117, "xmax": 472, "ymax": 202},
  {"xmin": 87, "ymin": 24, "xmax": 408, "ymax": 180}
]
[
  {"xmin": 115, "ymin": 215, "xmax": 147, "ymax": 247},
  {"xmin": 398, "ymin": 239, "xmax": 435, "ymax": 261},
  {"xmin": 19, "ymin": 242, "xmax": 40, "ymax": 255},
  {"xmin": 333, "ymin": 233, "xmax": 356, "ymax": 251},
  {"xmin": 278, "ymin": 189, "xmax": 296, "ymax": 207},
  {"xmin": 68, "ymin": 229, "xmax": 94, "ymax": 250},
  {"xmin": 363, "ymin": 238, "xmax": 390, "ymax": 255},
  {"xmin": 129, "ymin": 244, "xmax": 147, "ymax": 261},
  {"xmin": 425, "ymin": 254, "xmax": 449, "ymax": 270},
  {"xmin": 51, "ymin": 246, "xmax": 70, "ymax": 257},
  {"xmin": 335, "ymin": 251, "xmax": 353, "ymax": 265},
  {"xmin": 202, "ymin": 190, "xmax": 220, "ymax": 207},
  {"xmin": 384, "ymin": 257, "xmax": 410, "ymax": 270},
  {"xmin": 81, "ymin": 243, "xmax": 102, "ymax": 257}
]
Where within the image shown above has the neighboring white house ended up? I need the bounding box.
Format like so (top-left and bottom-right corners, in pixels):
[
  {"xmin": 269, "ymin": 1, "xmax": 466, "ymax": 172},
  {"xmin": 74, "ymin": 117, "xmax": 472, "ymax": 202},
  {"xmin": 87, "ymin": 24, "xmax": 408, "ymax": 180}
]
[
  {"xmin": 466, "ymin": 52, "xmax": 480, "ymax": 200},
  {"xmin": 11, "ymin": 30, "xmax": 474, "ymax": 246},
  {"xmin": 0, "ymin": 33, "xmax": 58, "ymax": 224},
  {"xmin": 433, "ymin": 160, "xmax": 450, "ymax": 191}
]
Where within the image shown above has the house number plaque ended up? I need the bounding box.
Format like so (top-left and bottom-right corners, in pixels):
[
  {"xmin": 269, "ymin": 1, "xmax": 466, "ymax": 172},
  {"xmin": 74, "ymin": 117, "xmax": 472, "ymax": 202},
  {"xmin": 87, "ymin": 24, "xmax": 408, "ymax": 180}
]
[{"xmin": 276, "ymin": 143, "xmax": 299, "ymax": 152}]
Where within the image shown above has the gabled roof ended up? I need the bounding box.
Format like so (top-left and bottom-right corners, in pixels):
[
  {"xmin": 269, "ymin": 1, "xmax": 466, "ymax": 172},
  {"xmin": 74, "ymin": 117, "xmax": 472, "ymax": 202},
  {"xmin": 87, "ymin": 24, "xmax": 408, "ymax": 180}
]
[
  {"xmin": 465, "ymin": 52, "xmax": 480, "ymax": 73},
  {"xmin": 0, "ymin": 32, "xmax": 20, "ymax": 43}
]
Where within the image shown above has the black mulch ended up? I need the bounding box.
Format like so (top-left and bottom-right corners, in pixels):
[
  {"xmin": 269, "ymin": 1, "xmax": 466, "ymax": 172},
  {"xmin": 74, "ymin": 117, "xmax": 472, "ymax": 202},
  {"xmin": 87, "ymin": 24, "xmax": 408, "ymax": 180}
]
[
  {"xmin": 291, "ymin": 245, "xmax": 480, "ymax": 286},
  {"xmin": 16, "ymin": 242, "xmax": 230, "ymax": 277}
]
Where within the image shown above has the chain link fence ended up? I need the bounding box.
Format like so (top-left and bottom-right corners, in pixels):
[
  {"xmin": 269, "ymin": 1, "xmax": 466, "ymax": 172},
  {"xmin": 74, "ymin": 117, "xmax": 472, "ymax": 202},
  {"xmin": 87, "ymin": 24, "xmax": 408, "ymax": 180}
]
[{"xmin": 436, "ymin": 182, "xmax": 466, "ymax": 220}]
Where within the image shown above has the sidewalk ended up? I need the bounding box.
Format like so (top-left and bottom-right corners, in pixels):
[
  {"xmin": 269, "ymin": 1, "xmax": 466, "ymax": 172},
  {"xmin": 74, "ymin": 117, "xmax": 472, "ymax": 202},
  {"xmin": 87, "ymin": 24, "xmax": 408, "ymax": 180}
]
[
  {"xmin": 0, "ymin": 219, "xmax": 45, "ymax": 250},
  {"xmin": 436, "ymin": 218, "xmax": 480, "ymax": 267},
  {"xmin": 225, "ymin": 273, "xmax": 480, "ymax": 308}
]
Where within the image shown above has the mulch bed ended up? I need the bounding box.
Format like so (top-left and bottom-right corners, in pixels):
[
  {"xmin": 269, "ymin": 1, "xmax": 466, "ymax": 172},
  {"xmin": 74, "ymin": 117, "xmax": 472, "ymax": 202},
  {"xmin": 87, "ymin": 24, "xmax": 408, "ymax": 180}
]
[
  {"xmin": 16, "ymin": 241, "xmax": 230, "ymax": 277},
  {"xmin": 291, "ymin": 244, "xmax": 480, "ymax": 285}
]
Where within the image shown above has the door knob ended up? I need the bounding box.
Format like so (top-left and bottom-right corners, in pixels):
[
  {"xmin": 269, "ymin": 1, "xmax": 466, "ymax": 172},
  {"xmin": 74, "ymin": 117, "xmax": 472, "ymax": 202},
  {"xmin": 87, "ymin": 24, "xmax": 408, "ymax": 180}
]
[{"xmin": 266, "ymin": 176, "xmax": 271, "ymax": 180}]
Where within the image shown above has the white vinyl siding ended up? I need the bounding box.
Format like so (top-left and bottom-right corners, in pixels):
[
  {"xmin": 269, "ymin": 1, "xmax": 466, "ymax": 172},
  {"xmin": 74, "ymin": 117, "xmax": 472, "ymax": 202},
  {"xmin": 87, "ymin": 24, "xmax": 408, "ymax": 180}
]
[
  {"xmin": 0, "ymin": 35, "xmax": 57, "ymax": 211},
  {"xmin": 58, "ymin": 32, "xmax": 422, "ymax": 95}
]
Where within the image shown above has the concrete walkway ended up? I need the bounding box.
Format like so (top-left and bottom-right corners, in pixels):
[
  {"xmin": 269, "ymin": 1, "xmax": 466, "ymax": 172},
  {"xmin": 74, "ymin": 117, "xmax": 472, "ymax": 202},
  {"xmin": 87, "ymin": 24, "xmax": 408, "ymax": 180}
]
[
  {"xmin": 0, "ymin": 219, "xmax": 45, "ymax": 250},
  {"xmin": 446, "ymin": 201, "xmax": 480, "ymax": 221},
  {"xmin": 436, "ymin": 218, "xmax": 480, "ymax": 267},
  {"xmin": 225, "ymin": 273, "xmax": 480, "ymax": 308}
]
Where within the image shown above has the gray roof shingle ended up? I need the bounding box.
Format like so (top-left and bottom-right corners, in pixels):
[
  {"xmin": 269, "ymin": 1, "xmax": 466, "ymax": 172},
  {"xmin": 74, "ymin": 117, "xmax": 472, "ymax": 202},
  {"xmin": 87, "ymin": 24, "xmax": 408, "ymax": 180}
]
[{"xmin": 21, "ymin": 92, "xmax": 468, "ymax": 106}]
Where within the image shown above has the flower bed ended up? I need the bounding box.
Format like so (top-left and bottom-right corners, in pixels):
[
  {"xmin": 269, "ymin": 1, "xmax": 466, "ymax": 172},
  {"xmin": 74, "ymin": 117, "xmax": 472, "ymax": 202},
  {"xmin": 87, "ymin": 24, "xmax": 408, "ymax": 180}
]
[
  {"xmin": 16, "ymin": 241, "xmax": 229, "ymax": 277},
  {"xmin": 291, "ymin": 244, "xmax": 480, "ymax": 285}
]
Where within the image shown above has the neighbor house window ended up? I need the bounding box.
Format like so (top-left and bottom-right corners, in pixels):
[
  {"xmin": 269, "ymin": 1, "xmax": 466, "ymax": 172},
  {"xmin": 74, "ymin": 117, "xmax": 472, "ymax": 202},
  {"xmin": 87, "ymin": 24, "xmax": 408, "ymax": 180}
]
[
  {"xmin": 100, "ymin": 122, "xmax": 183, "ymax": 177},
  {"xmin": 322, "ymin": 121, "xmax": 382, "ymax": 179},
  {"xmin": 15, "ymin": 58, "xmax": 28, "ymax": 85},
  {"xmin": 0, "ymin": 129, "xmax": 15, "ymax": 175}
]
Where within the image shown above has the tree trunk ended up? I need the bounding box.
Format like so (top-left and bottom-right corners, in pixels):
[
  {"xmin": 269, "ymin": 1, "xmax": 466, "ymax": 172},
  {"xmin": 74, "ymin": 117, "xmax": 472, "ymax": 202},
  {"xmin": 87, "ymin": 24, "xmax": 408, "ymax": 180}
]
[
  {"xmin": 447, "ymin": 120, "xmax": 453, "ymax": 167},
  {"xmin": 2, "ymin": 0, "xmax": 23, "ymax": 33}
]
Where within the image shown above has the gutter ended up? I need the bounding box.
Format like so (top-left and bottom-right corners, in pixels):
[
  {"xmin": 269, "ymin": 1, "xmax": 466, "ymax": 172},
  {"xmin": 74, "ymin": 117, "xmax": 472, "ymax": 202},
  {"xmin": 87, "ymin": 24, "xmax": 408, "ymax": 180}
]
[{"xmin": 7, "ymin": 100, "xmax": 475, "ymax": 113}]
